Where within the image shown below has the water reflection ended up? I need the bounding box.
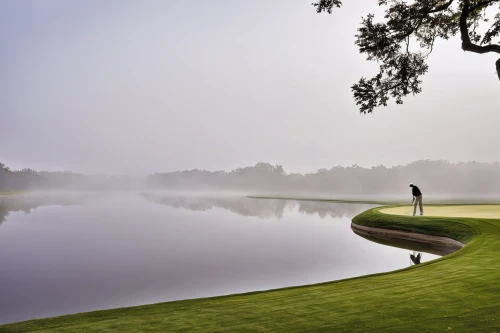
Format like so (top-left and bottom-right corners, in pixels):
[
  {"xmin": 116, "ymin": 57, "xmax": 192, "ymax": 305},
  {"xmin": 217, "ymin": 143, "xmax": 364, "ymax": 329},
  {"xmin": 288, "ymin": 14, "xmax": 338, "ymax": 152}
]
[
  {"xmin": 0, "ymin": 193, "xmax": 441, "ymax": 325},
  {"xmin": 140, "ymin": 193, "xmax": 372, "ymax": 219},
  {"xmin": 142, "ymin": 193, "xmax": 452, "ymax": 259},
  {"xmin": 0, "ymin": 193, "xmax": 84, "ymax": 225}
]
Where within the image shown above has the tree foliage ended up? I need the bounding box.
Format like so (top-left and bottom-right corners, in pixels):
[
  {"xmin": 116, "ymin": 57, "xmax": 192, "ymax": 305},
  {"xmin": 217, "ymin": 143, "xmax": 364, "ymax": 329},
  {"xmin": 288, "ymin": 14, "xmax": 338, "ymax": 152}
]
[
  {"xmin": 0, "ymin": 162, "xmax": 135, "ymax": 191},
  {"xmin": 147, "ymin": 160, "xmax": 500, "ymax": 196},
  {"xmin": 313, "ymin": 0, "xmax": 500, "ymax": 113}
]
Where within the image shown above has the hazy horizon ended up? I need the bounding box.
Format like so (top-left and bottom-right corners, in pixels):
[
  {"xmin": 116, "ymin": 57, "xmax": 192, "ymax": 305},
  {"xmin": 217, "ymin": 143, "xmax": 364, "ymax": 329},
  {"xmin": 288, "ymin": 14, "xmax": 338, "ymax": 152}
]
[
  {"xmin": 2, "ymin": 1, "xmax": 499, "ymax": 176},
  {"xmin": 3, "ymin": 159, "xmax": 500, "ymax": 176}
]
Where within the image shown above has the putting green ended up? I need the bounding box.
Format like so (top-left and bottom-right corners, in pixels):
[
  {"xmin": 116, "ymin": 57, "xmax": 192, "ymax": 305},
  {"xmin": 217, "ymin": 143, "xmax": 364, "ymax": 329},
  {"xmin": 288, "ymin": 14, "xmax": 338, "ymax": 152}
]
[{"xmin": 381, "ymin": 204, "xmax": 500, "ymax": 219}]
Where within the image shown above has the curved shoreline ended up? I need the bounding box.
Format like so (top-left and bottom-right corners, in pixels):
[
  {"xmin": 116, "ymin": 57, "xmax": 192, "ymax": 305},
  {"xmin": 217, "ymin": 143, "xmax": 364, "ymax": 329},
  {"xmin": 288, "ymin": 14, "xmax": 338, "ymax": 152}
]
[
  {"xmin": 351, "ymin": 222, "xmax": 465, "ymax": 250},
  {"xmin": 3, "ymin": 202, "xmax": 500, "ymax": 332}
]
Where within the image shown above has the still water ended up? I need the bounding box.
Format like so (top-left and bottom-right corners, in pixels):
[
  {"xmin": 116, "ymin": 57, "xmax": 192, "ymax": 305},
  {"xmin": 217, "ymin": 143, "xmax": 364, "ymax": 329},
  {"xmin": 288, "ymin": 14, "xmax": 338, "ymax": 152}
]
[{"xmin": 0, "ymin": 192, "xmax": 439, "ymax": 324}]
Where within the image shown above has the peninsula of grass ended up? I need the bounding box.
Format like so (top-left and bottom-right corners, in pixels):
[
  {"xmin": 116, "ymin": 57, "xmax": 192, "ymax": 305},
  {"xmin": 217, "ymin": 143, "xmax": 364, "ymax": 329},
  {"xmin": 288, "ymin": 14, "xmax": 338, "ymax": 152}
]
[
  {"xmin": 3, "ymin": 204, "xmax": 500, "ymax": 332},
  {"xmin": 247, "ymin": 195, "xmax": 395, "ymax": 205},
  {"xmin": 0, "ymin": 190, "xmax": 25, "ymax": 196},
  {"xmin": 248, "ymin": 194, "xmax": 500, "ymax": 205}
]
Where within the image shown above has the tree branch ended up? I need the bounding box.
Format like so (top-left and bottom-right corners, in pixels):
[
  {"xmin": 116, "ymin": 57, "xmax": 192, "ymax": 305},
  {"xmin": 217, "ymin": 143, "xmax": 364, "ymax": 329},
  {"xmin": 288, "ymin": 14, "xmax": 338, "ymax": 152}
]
[
  {"xmin": 398, "ymin": 0, "xmax": 454, "ymax": 41},
  {"xmin": 460, "ymin": 0, "xmax": 500, "ymax": 54},
  {"xmin": 428, "ymin": 0, "xmax": 455, "ymax": 13},
  {"xmin": 470, "ymin": 0, "xmax": 499, "ymax": 11}
]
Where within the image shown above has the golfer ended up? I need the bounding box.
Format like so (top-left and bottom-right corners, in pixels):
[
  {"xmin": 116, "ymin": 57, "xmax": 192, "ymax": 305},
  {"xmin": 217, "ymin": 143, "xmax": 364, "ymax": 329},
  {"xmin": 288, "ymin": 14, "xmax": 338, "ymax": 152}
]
[{"xmin": 410, "ymin": 183, "xmax": 423, "ymax": 216}]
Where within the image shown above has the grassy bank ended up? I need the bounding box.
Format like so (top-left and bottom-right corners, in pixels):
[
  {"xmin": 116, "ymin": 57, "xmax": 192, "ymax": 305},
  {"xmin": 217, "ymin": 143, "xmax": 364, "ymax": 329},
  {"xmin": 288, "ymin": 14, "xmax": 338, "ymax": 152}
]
[{"xmin": 2, "ymin": 206, "xmax": 500, "ymax": 332}]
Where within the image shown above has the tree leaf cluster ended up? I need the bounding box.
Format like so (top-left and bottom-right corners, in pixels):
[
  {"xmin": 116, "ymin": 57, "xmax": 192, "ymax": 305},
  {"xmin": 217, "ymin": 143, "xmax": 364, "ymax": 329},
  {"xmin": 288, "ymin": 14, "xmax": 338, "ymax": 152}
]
[{"xmin": 313, "ymin": 0, "xmax": 500, "ymax": 113}]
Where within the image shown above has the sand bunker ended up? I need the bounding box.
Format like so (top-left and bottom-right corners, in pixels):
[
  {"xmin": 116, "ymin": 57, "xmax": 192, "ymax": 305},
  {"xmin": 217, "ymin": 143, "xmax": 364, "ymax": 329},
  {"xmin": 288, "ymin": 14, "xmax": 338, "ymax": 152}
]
[{"xmin": 380, "ymin": 205, "xmax": 500, "ymax": 219}]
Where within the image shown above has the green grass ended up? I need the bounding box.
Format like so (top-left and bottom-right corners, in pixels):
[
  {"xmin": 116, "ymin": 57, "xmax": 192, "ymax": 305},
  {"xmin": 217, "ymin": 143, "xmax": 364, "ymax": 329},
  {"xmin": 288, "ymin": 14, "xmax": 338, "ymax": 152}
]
[
  {"xmin": 3, "ymin": 206, "xmax": 500, "ymax": 332},
  {"xmin": 381, "ymin": 204, "xmax": 500, "ymax": 219},
  {"xmin": 352, "ymin": 207, "xmax": 476, "ymax": 244},
  {"xmin": 0, "ymin": 190, "xmax": 25, "ymax": 196}
]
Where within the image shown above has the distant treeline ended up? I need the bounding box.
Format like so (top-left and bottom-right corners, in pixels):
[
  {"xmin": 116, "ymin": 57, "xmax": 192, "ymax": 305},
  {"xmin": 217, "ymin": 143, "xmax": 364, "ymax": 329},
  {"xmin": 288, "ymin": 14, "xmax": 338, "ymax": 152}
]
[
  {"xmin": 146, "ymin": 161, "xmax": 500, "ymax": 196},
  {"xmin": 0, "ymin": 163, "xmax": 134, "ymax": 191},
  {"xmin": 4, "ymin": 160, "xmax": 500, "ymax": 195}
]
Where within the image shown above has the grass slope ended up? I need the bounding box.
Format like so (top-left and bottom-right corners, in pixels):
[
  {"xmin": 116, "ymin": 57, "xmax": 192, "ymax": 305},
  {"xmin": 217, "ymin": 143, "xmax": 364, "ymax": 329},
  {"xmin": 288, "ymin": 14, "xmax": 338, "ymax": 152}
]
[{"xmin": 2, "ymin": 206, "xmax": 500, "ymax": 332}]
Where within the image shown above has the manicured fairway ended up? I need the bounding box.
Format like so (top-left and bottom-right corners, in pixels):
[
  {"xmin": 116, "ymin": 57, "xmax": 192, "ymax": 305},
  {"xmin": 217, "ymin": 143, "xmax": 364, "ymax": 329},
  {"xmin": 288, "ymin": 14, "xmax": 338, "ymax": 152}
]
[
  {"xmin": 381, "ymin": 204, "xmax": 500, "ymax": 219},
  {"xmin": 2, "ymin": 205, "xmax": 500, "ymax": 332}
]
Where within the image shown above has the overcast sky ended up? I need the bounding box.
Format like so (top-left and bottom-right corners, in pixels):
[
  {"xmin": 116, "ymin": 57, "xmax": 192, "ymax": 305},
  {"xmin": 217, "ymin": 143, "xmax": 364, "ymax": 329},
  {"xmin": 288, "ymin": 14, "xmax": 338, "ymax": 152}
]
[{"xmin": 1, "ymin": 0, "xmax": 499, "ymax": 175}]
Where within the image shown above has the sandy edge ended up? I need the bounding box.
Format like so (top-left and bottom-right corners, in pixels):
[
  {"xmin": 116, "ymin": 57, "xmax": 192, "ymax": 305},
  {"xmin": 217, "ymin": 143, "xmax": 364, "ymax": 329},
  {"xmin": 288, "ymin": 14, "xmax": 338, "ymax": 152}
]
[{"xmin": 351, "ymin": 222, "xmax": 465, "ymax": 249}]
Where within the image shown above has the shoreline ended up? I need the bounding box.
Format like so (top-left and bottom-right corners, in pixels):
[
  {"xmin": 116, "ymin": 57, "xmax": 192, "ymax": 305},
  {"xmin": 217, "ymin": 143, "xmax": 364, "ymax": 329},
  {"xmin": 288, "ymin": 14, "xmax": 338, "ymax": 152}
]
[
  {"xmin": 3, "ymin": 202, "xmax": 499, "ymax": 332},
  {"xmin": 351, "ymin": 222, "xmax": 465, "ymax": 249},
  {"xmin": 351, "ymin": 221, "xmax": 464, "ymax": 255}
]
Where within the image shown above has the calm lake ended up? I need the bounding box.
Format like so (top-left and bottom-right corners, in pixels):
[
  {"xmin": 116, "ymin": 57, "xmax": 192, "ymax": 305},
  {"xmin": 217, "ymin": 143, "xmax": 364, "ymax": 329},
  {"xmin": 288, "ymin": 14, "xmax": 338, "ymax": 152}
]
[{"xmin": 0, "ymin": 192, "xmax": 439, "ymax": 324}]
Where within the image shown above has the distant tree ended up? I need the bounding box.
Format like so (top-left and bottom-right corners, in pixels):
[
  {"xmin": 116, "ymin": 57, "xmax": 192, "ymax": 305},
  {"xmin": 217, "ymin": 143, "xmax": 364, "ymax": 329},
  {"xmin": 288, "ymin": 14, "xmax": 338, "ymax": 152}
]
[
  {"xmin": 0, "ymin": 163, "xmax": 8, "ymax": 190},
  {"xmin": 313, "ymin": 0, "xmax": 500, "ymax": 113},
  {"xmin": 0, "ymin": 163, "xmax": 10, "ymax": 172},
  {"xmin": 147, "ymin": 160, "xmax": 500, "ymax": 195}
]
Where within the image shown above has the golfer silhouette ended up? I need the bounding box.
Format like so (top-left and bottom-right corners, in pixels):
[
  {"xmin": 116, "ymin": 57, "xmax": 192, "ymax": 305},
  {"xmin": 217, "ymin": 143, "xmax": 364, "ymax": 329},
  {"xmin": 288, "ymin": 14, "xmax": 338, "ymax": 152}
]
[{"xmin": 409, "ymin": 183, "xmax": 423, "ymax": 216}]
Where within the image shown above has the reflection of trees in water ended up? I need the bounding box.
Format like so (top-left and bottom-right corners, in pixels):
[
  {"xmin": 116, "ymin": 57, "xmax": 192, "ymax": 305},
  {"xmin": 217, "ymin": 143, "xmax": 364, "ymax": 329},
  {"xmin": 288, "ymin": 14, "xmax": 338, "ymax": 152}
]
[
  {"xmin": 292, "ymin": 201, "xmax": 373, "ymax": 219},
  {"xmin": 0, "ymin": 201, "xmax": 7, "ymax": 224},
  {"xmin": 141, "ymin": 193, "xmax": 373, "ymax": 220},
  {"xmin": 141, "ymin": 194, "xmax": 287, "ymax": 219},
  {"xmin": 0, "ymin": 194, "xmax": 83, "ymax": 226}
]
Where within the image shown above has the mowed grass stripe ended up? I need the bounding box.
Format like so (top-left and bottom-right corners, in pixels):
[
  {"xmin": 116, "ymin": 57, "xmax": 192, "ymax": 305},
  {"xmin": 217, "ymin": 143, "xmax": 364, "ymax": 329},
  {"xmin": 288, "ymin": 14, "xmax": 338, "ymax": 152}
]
[
  {"xmin": 381, "ymin": 204, "xmax": 500, "ymax": 219},
  {"xmin": 2, "ymin": 205, "xmax": 500, "ymax": 332}
]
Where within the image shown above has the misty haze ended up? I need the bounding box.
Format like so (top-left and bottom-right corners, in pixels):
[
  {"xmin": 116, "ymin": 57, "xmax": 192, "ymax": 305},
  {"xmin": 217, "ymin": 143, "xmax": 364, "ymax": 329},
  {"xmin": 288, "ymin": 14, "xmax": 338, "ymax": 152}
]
[{"xmin": 2, "ymin": 0, "xmax": 500, "ymax": 332}]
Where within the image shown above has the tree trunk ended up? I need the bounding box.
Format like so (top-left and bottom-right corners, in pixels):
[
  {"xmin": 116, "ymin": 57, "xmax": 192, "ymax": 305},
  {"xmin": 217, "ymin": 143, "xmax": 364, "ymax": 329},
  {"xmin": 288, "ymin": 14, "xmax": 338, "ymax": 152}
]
[
  {"xmin": 460, "ymin": 1, "xmax": 500, "ymax": 82},
  {"xmin": 497, "ymin": 59, "xmax": 500, "ymax": 81}
]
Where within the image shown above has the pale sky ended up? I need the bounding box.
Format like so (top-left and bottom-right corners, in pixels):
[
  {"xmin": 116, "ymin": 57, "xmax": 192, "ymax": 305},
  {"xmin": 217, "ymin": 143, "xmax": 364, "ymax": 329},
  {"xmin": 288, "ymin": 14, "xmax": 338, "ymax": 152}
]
[{"xmin": 2, "ymin": 0, "xmax": 499, "ymax": 175}]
